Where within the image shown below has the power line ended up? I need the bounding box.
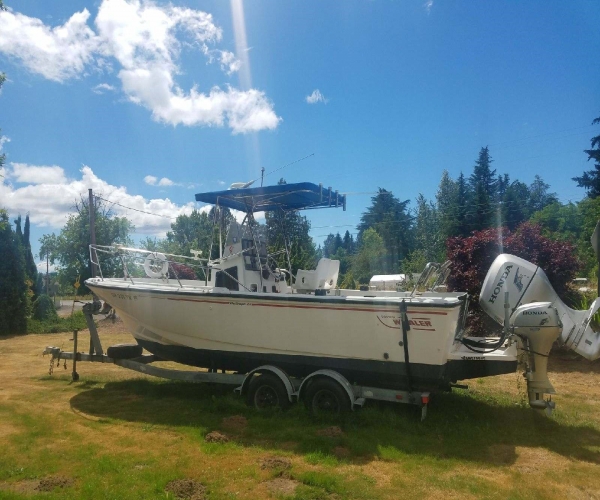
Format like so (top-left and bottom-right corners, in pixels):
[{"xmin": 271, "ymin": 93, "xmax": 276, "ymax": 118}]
[{"xmin": 94, "ymin": 195, "xmax": 177, "ymax": 220}]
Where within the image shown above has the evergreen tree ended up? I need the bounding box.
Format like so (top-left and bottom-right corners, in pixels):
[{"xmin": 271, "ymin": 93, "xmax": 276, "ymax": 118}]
[
  {"xmin": 413, "ymin": 193, "xmax": 440, "ymax": 262},
  {"xmin": 572, "ymin": 115, "xmax": 600, "ymax": 198},
  {"xmin": 23, "ymin": 215, "xmax": 38, "ymax": 298},
  {"xmin": 351, "ymin": 228, "xmax": 386, "ymax": 284},
  {"xmin": 342, "ymin": 230, "xmax": 355, "ymax": 253},
  {"xmin": 502, "ymin": 181, "xmax": 529, "ymax": 230},
  {"xmin": 357, "ymin": 188, "xmax": 412, "ymax": 272},
  {"xmin": 528, "ymin": 175, "xmax": 558, "ymax": 213},
  {"xmin": 453, "ymin": 173, "xmax": 470, "ymax": 237},
  {"xmin": 265, "ymin": 178, "xmax": 317, "ymax": 276},
  {"xmin": 265, "ymin": 209, "xmax": 316, "ymax": 276},
  {"xmin": 467, "ymin": 147, "xmax": 497, "ymax": 231},
  {"xmin": 0, "ymin": 210, "xmax": 29, "ymax": 335},
  {"xmin": 436, "ymin": 170, "xmax": 459, "ymax": 250},
  {"xmin": 497, "ymin": 173, "xmax": 510, "ymax": 200},
  {"xmin": 470, "ymin": 146, "xmax": 497, "ymax": 198}
]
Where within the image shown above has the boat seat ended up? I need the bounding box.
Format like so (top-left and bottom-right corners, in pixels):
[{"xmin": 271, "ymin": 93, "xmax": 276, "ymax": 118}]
[{"xmin": 293, "ymin": 258, "xmax": 340, "ymax": 292}]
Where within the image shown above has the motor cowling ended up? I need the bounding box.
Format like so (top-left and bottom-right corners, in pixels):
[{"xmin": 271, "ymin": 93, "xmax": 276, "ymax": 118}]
[
  {"xmin": 511, "ymin": 302, "xmax": 562, "ymax": 409},
  {"xmin": 481, "ymin": 254, "xmax": 600, "ymax": 361}
]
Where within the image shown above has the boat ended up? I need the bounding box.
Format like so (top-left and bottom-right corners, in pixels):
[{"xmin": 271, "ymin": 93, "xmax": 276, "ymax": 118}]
[{"xmin": 85, "ymin": 181, "xmax": 600, "ymax": 412}]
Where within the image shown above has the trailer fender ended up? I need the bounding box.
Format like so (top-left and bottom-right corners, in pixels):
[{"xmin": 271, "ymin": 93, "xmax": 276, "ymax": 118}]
[
  {"xmin": 236, "ymin": 365, "xmax": 295, "ymax": 402},
  {"xmin": 297, "ymin": 370, "xmax": 361, "ymax": 410}
]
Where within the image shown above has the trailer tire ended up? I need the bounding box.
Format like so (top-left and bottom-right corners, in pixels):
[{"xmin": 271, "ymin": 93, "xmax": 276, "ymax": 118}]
[
  {"xmin": 304, "ymin": 378, "xmax": 351, "ymax": 416},
  {"xmin": 247, "ymin": 374, "xmax": 291, "ymax": 410},
  {"xmin": 106, "ymin": 344, "xmax": 143, "ymax": 359}
]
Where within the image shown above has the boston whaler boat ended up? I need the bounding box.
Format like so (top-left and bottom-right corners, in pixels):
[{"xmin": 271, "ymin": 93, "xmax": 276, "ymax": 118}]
[{"xmin": 48, "ymin": 182, "xmax": 600, "ymax": 415}]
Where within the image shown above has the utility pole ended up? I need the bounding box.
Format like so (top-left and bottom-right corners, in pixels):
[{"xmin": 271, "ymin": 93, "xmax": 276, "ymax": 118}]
[
  {"xmin": 46, "ymin": 251, "xmax": 49, "ymax": 295},
  {"xmin": 89, "ymin": 188, "xmax": 97, "ymax": 278}
]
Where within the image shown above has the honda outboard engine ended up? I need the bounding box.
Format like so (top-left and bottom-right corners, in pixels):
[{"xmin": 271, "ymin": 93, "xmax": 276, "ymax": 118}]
[{"xmin": 480, "ymin": 254, "xmax": 600, "ymax": 410}]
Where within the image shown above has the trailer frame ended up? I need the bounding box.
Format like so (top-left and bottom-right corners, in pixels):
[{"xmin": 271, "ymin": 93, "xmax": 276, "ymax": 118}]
[{"xmin": 43, "ymin": 303, "xmax": 431, "ymax": 420}]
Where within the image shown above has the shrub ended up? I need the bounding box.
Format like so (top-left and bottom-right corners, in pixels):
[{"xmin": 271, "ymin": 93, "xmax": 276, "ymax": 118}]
[
  {"xmin": 32, "ymin": 294, "xmax": 58, "ymax": 321},
  {"xmin": 169, "ymin": 262, "xmax": 198, "ymax": 280},
  {"xmin": 447, "ymin": 222, "xmax": 580, "ymax": 334},
  {"xmin": 27, "ymin": 311, "xmax": 87, "ymax": 334}
]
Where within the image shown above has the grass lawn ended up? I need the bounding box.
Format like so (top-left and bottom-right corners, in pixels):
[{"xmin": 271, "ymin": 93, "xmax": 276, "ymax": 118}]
[{"xmin": 0, "ymin": 318, "xmax": 599, "ymax": 499}]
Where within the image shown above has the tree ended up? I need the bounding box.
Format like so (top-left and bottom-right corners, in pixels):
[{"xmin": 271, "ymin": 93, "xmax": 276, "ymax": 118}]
[
  {"xmin": 350, "ymin": 228, "xmax": 386, "ymax": 284},
  {"xmin": 454, "ymin": 172, "xmax": 470, "ymax": 237},
  {"xmin": 22, "ymin": 215, "xmax": 38, "ymax": 298},
  {"xmin": 413, "ymin": 193, "xmax": 440, "ymax": 262},
  {"xmin": 265, "ymin": 209, "xmax": 317, "ymax": 276},
  {"xmin": 265, "ymin": 178, "xmax": 317, "ymax": 277},
  {"xmin": 467, "ymin": 147, "xmax": 497, "ymax": 231},
  {"xmin": 159, "ymin": 209, "xmax": 216, "ymax": 257},
  {"xmin": 528, "ymin": 175, "xmax": 558, "ymax": 214},
  {"xmin": 446, "ymin": 222, "xmax": 580, "ymax": 334},
  {"xmin": 501, "ymin": 181, "xmax": 529, "ymax": 230},
  {"xmin": 573, "ymin": 115, "xmax": 600, "ymax": 198},
  {"xmin": 342, "ymin": 230, "xmax": 355, "ymax": 253},
  {"xmin": 436, "ymin": 170, "xmax": 459, "ymax": 249},
  {"xmin": 357, "ymin": 188, "xmax": 412, "ymax": 272},
  {"xmin": 41, "ymin": 196, "xmax": 133, "ymax": 294},
  {"xmin": 470, "ymin": 146, "xmax": 497, "ymax": 198},
  {"xmin": 0, "ymin": 210, "xmax": 29, "ymax": 335}
]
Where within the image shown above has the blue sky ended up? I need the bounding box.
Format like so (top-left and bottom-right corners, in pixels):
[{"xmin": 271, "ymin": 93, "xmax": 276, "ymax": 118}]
[{"xmin": 1, "ymin": 0, "xmax": 599, "ymax": 267}]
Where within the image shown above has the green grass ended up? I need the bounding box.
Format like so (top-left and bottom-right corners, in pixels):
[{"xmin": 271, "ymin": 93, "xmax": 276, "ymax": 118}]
[
  {"xmin": 1, "ymin": 346, "xmax": 600, "ymax": 499},
  {"xmin": 26, "ymin": 311, "xmax": 87, "ymax": 334}
]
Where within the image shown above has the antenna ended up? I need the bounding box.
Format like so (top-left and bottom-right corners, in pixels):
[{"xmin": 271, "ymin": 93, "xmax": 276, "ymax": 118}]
[{"xmin": 260, "ymin": 166, "xmax": 265, "ymax": 187}]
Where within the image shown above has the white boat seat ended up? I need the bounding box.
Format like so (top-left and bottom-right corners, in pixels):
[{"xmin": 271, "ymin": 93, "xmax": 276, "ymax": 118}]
[{"xmin": 293, "ymin": 258, "xmax": 340, "ymax": 292}]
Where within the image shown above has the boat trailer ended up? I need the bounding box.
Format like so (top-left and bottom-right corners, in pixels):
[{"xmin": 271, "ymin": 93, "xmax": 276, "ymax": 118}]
[{"xmin": 44, "ymin": 302, "xmax": 432, "ymax": 419}]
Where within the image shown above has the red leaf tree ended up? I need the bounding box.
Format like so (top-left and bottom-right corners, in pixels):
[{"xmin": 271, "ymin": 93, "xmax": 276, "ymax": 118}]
[{"xmin": 446, "ymin": 222, "xmax": 580, "ymax": 334}]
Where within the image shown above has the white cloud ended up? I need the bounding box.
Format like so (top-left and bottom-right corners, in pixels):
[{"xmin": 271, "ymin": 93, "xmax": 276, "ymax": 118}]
[
  {"xmin": 306, "ymin": 89, "xmax": 328, "ymax": 104},
  {"xmin": 0, "ymin": 8, "xmax": 100, "ymax": 81},
  {"xmin": 1, "ymin": 163, "xmax": 194, "ymax": 234},
  {"xmin": 218, "ymin": 50, "xmax": 241, "ymax": 75},
  {"xmin": 9, "ymin": 162, "xmax": 67, "ymax": 184},
  {"xmin": 158, "ymin": 177, "xmax": 174, "ymax": 186},
  {"xmin": 144, "ymin": 175, "xmax": 158, "ymax": 185},
  {"xmin": 0, "ymin": 0, "xmax": 281, "ymax": 134},
  {"xmin": 144, "ymin": 175, "xmax": 181, "ymax": 187},
  {"xmin": 424, "ymin": 0, "xmax": 433, "ymax": 14},
  {"xmin": 92, "ymin": 82, "xmax": 116, "ymax": 94}
]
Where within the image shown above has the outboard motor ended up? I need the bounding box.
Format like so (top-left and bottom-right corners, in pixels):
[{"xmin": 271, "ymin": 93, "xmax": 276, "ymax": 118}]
[{"xmin": 480, "ymin": 254, "xmax": 600, "ymax": 410}]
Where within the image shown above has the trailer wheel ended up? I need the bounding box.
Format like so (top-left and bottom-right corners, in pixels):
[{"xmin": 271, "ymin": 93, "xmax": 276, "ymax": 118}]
[
  {"xmin": 304, "ymin": 378, "xmax": 351, "ymax": 416},
  {"xmin": 247, "ymin": 374, "xmax": 291, "ymax": 410}
]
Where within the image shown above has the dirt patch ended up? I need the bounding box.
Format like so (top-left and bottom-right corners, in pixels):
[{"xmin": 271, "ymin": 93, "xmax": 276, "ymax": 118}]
[
  {"xmin": 204, "ymin": 431, "xmax": 229, "ymax": 443},
  {"xmin": 265, "ymin": 478, "xmax": 298, "ymax": 497},
  {"xmin": 36, "ymin": 475, "xmax": 73, "ymax": 492},
  {"xmin": 165, "ymin": 479, "xmax": 206, "ymax": 500},
  {"xmin": 316, "ymin": 426, "xmax": 344, "ymax": 437},
  {"xmin": 221, "ymin": 415, "xmax": 247, "ymax": 432},
  {"xmin": 260, "ymin": 456, "xmax": 292, "ymax": 470}
]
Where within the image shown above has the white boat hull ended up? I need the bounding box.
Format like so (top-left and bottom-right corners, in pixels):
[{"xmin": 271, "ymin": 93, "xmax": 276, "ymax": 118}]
[{"xmin": 87, "ymin": 278, "xmax": 517, "ymax": 390}]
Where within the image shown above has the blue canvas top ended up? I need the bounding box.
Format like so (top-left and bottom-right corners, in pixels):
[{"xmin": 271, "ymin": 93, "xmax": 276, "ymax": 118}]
[{"xmin": 195, "ymin": 182, "xmax": 346, "ymax": 212}]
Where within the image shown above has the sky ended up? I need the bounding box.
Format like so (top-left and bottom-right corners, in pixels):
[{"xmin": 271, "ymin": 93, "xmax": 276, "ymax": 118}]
[{"xmin": 1, "ymin": 0, "xmax": 599, "ymax": 270}]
